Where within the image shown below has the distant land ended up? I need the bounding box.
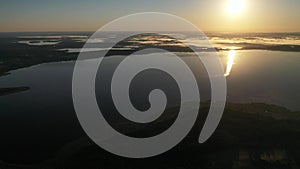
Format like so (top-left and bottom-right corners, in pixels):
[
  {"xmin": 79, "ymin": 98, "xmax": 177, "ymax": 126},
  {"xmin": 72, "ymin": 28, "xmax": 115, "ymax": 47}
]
[{"xmin": 0, "ymin": 32, "xmax": 300, "ymax": 76}]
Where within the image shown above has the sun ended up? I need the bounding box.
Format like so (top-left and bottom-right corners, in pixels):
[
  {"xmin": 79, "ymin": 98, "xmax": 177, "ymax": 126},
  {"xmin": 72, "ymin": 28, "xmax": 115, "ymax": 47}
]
[{"xmin": 227, "ymin": 0, "xmax": 245, "ymax": 15}]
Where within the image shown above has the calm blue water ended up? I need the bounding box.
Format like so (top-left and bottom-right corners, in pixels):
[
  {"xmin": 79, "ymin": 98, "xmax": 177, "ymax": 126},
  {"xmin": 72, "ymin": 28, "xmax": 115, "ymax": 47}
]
[{"xmin": 1, "ymin": 50, "xmax": 299, "ymax": 112}]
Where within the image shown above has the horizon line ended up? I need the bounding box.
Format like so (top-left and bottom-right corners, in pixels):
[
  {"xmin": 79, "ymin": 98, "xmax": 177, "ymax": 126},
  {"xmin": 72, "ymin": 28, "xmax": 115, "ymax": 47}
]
[{"xmin": 0, "ymin": 30, "xmax": 300, "ymax": 34}]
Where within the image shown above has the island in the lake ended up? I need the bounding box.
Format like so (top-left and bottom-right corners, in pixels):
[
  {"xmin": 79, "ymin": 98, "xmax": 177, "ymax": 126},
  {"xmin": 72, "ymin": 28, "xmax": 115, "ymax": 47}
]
[{"xmin": 0, "ymin": 86, "xmax": 30, "ymax": 96}]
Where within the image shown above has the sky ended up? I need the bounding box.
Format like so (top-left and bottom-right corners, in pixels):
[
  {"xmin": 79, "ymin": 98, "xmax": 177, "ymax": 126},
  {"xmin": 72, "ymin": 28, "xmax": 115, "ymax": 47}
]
[{"xmin": 0, "ymin": 0, "xmax": 300, "ymax": 32}]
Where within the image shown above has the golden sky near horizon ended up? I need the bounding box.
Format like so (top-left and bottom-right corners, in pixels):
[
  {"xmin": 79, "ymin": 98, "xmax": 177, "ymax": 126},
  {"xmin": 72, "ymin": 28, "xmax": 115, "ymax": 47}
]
[{"xmin": 0, "ymin": 0, "xmax": 299, "ymax": 32}]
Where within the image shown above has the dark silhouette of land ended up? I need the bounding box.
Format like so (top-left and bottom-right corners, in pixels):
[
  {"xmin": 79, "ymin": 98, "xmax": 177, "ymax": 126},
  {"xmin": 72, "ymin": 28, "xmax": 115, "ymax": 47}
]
[{"xmin": 0, "ymin": 102, "xmax": 299, "ymax": 169}]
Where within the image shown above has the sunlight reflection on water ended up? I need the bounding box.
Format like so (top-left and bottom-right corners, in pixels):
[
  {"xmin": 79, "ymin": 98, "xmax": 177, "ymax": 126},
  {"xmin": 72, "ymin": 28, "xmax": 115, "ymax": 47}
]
[{"xmin": 224, "ymin": 49, "xmax": 236, "ymax": 77}]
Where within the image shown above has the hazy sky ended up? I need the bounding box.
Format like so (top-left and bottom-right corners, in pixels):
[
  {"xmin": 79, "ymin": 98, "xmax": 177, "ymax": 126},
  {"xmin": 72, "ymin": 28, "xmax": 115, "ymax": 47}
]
[{"xmin": 0, "ymin": 0, "xmax": 299, "ymax": 32}]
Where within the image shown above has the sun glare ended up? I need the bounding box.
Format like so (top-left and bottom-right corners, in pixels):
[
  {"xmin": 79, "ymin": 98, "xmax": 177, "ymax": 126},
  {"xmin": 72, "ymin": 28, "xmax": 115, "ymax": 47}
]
[{"xmin": 227, "ymin": 0, "xmax": 245, "ymax": 15}]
